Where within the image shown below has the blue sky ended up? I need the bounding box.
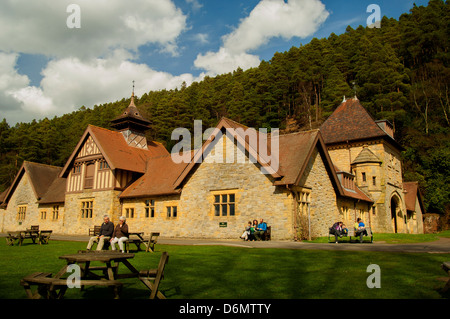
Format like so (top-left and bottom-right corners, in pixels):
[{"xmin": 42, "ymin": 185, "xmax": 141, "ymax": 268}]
[{"xmin": 0, "ymin": 0, "xmax": 430, "ymax": 124}]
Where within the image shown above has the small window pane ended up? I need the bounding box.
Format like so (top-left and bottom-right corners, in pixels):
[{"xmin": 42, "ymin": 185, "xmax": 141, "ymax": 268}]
[
  {"xmin": 222, "ymin": 204, "xmax": 227, "ymax": 216},
  {"xmin": 229, "ymin": 194, "xmax": 235, "ymax": 202},
  {"xmin": 214, "ymin": 195, "xmax": 220, "ymax": 203},
  {"xmin": 229, "ymin": 204, "xmax": 235, "ymax": 216},
  {"xmin": 214, "ymin": 204, "xmax": 220, "ymax": 216},
  {"xmin": 222, "ymin": 194, "xmax": 227, "ymax": 203}
]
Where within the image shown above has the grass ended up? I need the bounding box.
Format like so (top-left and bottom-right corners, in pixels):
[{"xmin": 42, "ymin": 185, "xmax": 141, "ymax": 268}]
[
  {"xmin": 308, "ymin": 230, "xmax": 450, "ymax": 244},
  {"xmin": 0, "ymin": 234, "xmax": 449, "ymax": 300}
]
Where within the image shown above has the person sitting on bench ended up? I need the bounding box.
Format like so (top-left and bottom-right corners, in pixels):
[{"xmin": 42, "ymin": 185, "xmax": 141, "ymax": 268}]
[
  {"xmin": 110, "ymin": 216, "xmax": 129, "ymax": 253},
  {"xmin": 330, "ymin": 221, "xmax": 344, "ymax": 243},
  {"xmin": 253, "ymin": 219, "xmax": 267, "ymax": 241},
  {"xmin": 355, "ymin": 218, "xmax": 368, "ymax": 243},
  {"xmin": 87, "ymin": 215, "xmax": 114, "ymax": 251}
]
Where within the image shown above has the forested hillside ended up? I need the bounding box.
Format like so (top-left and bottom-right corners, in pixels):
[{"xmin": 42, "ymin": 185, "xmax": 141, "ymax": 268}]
[{"xmin": 0, "ymin": 0, "xmax": 448, "ymax": 216}]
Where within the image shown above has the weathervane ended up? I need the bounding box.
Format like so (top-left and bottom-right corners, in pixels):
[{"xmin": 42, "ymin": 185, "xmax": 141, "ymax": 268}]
[{"xmin": 132, "ymin": 80, "xmax": 135, "ymax": 95}]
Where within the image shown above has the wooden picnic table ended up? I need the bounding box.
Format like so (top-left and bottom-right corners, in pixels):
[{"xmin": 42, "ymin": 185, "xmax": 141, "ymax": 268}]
[
  {"xmin": 21, "ymin": 251, "xmax": 138, "ymax": 299},
  {"xmin": 125, "ymin": 232, "xmax": 145, "ymax": 252},
  {"xmin": 21, "ymin": 250, "xmax": 169, "ymax": 299},
  {"xmin": 6, "ymin": 229, "xmax": 52, "ymax": 246},
  {"xmin": 125, "ymin": 232, "xmax": 160, "ymax": 253}
]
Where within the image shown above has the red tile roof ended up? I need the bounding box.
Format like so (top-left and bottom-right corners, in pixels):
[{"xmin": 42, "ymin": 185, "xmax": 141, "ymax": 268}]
[
  {"xmin": 320, "ymin": 98, "xmax": 393, "ymax": 145},
  {"xmin": 403, "ymin": 182, "xmax": 425, "ymax": 213},
  {"xmin": 60, "ymin": 125, "xmax": 169, "ymax": 177},
  {"xmin": 119, "ymin": 155, "xmax": 188, "ymax": 198}
]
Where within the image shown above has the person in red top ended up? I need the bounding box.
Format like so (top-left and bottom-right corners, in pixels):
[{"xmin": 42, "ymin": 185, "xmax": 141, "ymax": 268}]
[{"xmin": 110, "ymin": 216, "xmax": 129, "ymax": 252}]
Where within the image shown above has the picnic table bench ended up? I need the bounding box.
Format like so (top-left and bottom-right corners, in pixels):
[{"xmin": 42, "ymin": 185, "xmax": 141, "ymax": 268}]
[
  {"xmin": 125, "ymin": 232, "xmax": 160, "ymax": 253},
  {"xmin": 5, "ymin": 229, "xmax": 52, "ymax": 246},
  {"xmin": 20, "ymin": 250, "xmax": 169, "ymax": 299},
  {"xmin": 328, "ymin": 227, "xmax": 373, "ymax": 243}
]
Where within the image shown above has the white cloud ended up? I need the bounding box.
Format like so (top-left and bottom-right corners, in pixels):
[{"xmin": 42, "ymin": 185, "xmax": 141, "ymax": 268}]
[
  {"xmin": 0, "ymin": 0, "xmax": 191, "ymax": 124},
  {"xmin": 194, "ymin": 48, "xmax": 261, "ymax": 76},
  {"xmin": 195, "ymin": 0, "xmax": 329, "ymax": 75},
  {"xmin": 4, "ymin": 52, "xmax": 197, "ymax": 123},
  {"xmin": 0, "ymin": 0, "xmax": 187, "ymax": 59}
]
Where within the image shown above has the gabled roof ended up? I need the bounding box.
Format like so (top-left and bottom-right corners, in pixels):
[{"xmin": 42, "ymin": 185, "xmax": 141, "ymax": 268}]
[
  {"xmin": 3, "ymin": 162, "xmax": 63, "ymax": 204},
  {"xmin": 320, "ymin": 98, "xmax": 400, "ymax": 149},
  {"xmin": 274, "ymin": 130, "xmax": 328, "ymax": 185},
  {"xmin": 60, "ymin": 125, "xmax": 169, "ymax": 177},
  {"xmin": 172, "ymin": 117, "xmax": 282, "ymax": 189},
  {"xmin": 403, "ymin": 182, "xmax": 425, "ymax": 213},
  {"xmin": 165, "ymin": 117, "xmax": 369, "ymax": 202}
]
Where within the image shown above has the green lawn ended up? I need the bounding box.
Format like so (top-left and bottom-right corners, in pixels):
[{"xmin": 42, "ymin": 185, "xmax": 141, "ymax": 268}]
[
  {"xmin": 0, "ymin": 238, "xmax": 449, "ymax": 299},
  {"xmin": 308, "ymin": 230, "xmax": 450, "ymax": 243}
]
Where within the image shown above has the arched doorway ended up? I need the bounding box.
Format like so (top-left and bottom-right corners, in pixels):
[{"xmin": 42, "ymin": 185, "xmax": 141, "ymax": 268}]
[{"xmin": 390, "ymin": 195, "xmax": 403, "ymax": 233}]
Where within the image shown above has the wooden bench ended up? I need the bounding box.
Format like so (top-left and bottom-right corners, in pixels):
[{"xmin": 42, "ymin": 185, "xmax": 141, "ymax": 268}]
[
  {"xmin": 5, "ymin": 231, "xmax": 21, "ymax": 246},
  {"xmin": 329, "ymin": 227, "xmax": 373, "ymax": 243},
  {"xmin": 145, "ymin": 232, "xmax": 160, "ymax": 252},
  {"xmin": 262, "ymin": 226, "xmax": 271, "ymax": 241},
  {"xmin": 139, "ymin": 252, "xmax": 169, "ymax": 299},
  {"xmin": 38, "ymin": 230, "xmax": 52, "ymax": 245},
  {"xmin": 89, "ymin": 225, "xmax": 101, "ymax": 236},
  {"xmin": 21, "ymin": 271, "xmax": 124, "ymax": 299},
  {"xmin": 20, "ymin": 272, "xmax": 54, "ymax": 299},
  {"xmin": 441, "ymin": 262, "xmax": 450, "ymax": 292}
]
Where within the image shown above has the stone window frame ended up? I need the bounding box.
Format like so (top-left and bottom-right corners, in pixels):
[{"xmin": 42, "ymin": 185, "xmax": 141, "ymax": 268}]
[
  {"xmin": 52, "ymin": 205, "xmax": 60, "ymax": 220},
  {"xmin": 296, "ymin": 188, "xmax": 311, "ymax": 217},
  {"xmin": 124, "ymin": 207, "xmax": 135, "ymax": 219},
  {"xmin": 80, "ymin": 199, "xmax": 94, "ymax": 219},
  {"xmin": 145, "ymin": 199, "xmax": 155, "ymax": 218},
  {"xmin": 166, "ymin": 205, "xmax": 178, "ymax": 219},
  {"xmin": 211, "ymin": 190, "xmax": 238, "ymax": 217},
  {"xmin": 17, "ymin": 205, "xmax": 27, "ymax": 221},
  {"xmin": 40, "ymin": 210, "xmax": 47, "ymax": 220}
]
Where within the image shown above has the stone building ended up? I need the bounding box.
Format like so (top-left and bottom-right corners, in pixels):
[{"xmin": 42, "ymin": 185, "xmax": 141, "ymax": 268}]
[
  {"xmin": 0, "ymin": 95, "xmax": 424, "ymax": 239},
  {"xmin": 320, "ymin": 97, "xmax": 424, "ymax": 234}
]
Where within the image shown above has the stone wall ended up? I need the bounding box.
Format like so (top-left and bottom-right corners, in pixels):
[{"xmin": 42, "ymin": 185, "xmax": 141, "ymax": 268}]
[
  {"xmin": 63, "ymin": 189, "xmax": 121, "ymax": 235},
  {"xmin": 1, "ymin": 173, "xmax": 39, "ymax": 232},
  {"xmin": 178, "ymin": 134, "xmax": 293, "ymax": 240},
  {"xmin": 297, "ymin": 148, "xmax": 339, "ymax": 237}
]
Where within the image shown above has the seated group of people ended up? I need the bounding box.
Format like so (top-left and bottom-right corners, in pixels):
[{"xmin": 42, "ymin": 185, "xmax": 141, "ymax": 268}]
[
  {"xmin": 329, "ymin": 218, "xmax": 368, "ymax": 243},
  {"xmin": 240, "ymin": 219, "xmax": 268, "ymax": 241},
  {"xmin": 86, "ymin": 215, "xmax": 129, "ymax": 252}
]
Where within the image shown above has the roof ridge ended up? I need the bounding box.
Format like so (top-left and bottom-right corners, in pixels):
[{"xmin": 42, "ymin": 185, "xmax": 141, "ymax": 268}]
[{"xmin": 23, "ymin": 161, "xmax": 63, "ymax": 170}]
